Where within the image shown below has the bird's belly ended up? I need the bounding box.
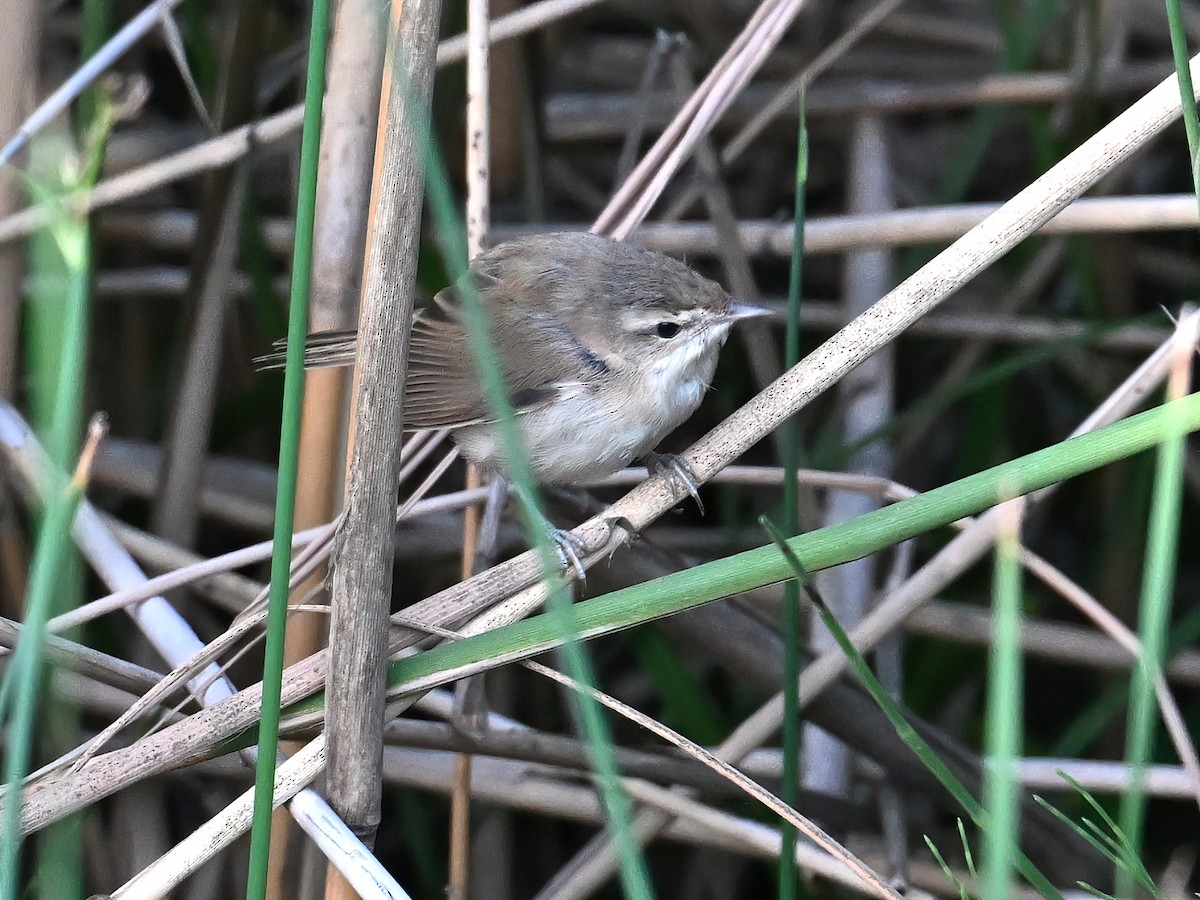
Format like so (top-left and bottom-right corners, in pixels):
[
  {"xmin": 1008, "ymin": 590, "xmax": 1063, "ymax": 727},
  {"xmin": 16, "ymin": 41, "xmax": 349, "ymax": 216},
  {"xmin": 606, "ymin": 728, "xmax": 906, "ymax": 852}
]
[{"xmin": 453, "ymin": 377, "xmax": 704, "ymax": 485}]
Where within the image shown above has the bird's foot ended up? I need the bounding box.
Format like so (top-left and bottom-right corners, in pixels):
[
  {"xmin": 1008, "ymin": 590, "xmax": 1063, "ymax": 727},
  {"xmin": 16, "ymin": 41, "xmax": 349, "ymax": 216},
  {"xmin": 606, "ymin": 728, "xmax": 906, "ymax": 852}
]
[
  {"xmin": 641, "ymin": 451, "xmax": 704, "ymax": 514},
  {"xmin": 512, "ymin": 481, "xmax": 590, "ymax": 579},
  {"xmin": 547, "ymin": 526, "xmax": 589, "ymax": 580}
]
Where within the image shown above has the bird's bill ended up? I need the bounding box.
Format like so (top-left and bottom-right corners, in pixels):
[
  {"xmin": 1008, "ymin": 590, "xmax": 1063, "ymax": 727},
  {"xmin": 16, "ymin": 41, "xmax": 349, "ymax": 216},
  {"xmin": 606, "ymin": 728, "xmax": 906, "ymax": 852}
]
[{"xmin": 721, "ymin": 300, "xmax": 773, "ymax": 322}]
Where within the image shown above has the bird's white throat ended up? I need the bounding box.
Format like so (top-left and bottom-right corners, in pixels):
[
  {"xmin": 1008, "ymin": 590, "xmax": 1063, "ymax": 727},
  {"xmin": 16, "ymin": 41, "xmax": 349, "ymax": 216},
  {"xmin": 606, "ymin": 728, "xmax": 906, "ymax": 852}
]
[{"xmin": 645, "ymin": 324, "xmax": 728, "ymax": 413}]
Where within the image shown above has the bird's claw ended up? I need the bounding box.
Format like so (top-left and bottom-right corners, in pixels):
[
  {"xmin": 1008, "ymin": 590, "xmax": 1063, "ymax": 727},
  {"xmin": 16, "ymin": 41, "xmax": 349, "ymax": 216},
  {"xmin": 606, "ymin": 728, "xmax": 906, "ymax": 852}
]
[
  {"xmin": 548, "ymin": 527, "xmax": 589, "ymax": 580},
  {"xmin": 642, "ymin": 451, "xmax": 704, "ymax": 514}
]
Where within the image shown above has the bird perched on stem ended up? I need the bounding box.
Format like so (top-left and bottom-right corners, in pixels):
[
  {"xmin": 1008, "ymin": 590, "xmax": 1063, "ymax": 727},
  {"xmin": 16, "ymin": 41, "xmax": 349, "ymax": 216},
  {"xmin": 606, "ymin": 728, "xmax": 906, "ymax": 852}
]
[
  {"xmin": 263, "ymin": 232, "xmax": 766, "ymax": 482},
  {"xmin": 259, "ymin": 231, "xmax": 768, "ymax": 570}
]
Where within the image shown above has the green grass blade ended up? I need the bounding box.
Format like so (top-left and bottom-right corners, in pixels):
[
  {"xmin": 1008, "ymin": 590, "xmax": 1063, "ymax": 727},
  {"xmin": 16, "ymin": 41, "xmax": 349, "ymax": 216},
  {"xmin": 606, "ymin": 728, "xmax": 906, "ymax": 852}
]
[
  {"xmin": 0, "ymin": 125, "xmax": 98, "ymax": 898},
  {"xmin": 982, "ymin": 502, "xmax": 1024, "ymax": 899},
  {"xmin": 1163, "ymin": 0, "xmax": 1200, "ymax": 204},
  {"xmin": 924, "ymin": 834, "xmax": 971, "ymax": 900},
  {"xmin": 243, "ymin": 0, "xmax": 330, "ymax": 894},
  {"xmin": 1030, "ymin": 794, "xmax": 1155, "ymax": 892},
  {"xmin": 36, "ymin": 9, "xmax": 112, "ymax": 894},
  {"xmin": 3, "ymin": 84, "xmax": 111, "ymax": 891},
  {"xmin": 1117, "ymin": 379, "xmax": 1187, "ymax": 893},
  {"xmin": 959, "ymin": 818, "xmax": 978, "ymax": 881},
  {"xmin": 0, "ymin": 467, "xmax": 88, "ymax": 897},
  {"xmin": 413, "ymin": 84, "xmax": 655, "ymax": 900},
  {"xmin": 756, "ymin": 516, "xmax": 1061, "ymax": 899}
]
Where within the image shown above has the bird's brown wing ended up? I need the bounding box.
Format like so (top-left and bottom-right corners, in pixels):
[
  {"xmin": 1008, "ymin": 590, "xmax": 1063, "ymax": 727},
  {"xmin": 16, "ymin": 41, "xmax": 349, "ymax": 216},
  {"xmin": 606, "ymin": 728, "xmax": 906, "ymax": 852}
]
[
  {"xmin": 255, "ymin": 270, "xmax": 611, "ymax": 429},
  {"xmin": 404, "ymin": 277, "xmax": 610, "ymax": 430}
]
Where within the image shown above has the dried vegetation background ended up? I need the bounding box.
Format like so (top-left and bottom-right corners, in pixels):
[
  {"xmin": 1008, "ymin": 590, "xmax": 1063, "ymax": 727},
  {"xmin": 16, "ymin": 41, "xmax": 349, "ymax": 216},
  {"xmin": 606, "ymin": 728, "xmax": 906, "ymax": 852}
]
[{"xmin": 1, "ymin": 0, "xmax": 1200, "ymax": 897}]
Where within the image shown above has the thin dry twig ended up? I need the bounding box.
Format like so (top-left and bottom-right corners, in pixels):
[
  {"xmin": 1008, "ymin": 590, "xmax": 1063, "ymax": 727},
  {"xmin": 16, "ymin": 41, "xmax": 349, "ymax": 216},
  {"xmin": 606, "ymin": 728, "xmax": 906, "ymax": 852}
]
[
  {"xmin": 0, "ymin": 0, "xmax": 187, "ymax": 165},
  {"xmin": 0, "ymin": 0, "xmax": 607, "ymax": 246},
  {"xmin": 0, "ymin": 405, "xmax": 398, "ymax": 893},
  {"xmin": 448, "ymin": 0, "xmax": 494, "ymax": 891},
  {"xmin": 595, "ymin": 0, "xmax": 812, "ymax": 238}
]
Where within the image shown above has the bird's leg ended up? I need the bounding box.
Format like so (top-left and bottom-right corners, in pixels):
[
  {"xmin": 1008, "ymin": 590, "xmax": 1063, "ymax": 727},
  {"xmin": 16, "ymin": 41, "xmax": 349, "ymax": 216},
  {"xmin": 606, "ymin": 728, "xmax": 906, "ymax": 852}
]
[
  {"xmin": 546, "ymin": 526, "xmax": 589, "ymax": 581},
  {"xmin": 640, "ymin": 450, "xmax": 704, "ymax": 514},
  {"xmin": 509, "ymin": 481, "xmax": 590, "ymax": 580},
  {"xmin": 473, "ymin": 474, "xmax": 508, "ymax": 570}
]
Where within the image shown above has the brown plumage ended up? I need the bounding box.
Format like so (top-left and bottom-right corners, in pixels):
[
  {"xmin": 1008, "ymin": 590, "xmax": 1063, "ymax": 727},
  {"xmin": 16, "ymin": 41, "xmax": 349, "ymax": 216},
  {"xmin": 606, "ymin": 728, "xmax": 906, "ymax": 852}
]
[{"xmin": 257, "ymin": 232, "xmax": 764, "ymax": 484}]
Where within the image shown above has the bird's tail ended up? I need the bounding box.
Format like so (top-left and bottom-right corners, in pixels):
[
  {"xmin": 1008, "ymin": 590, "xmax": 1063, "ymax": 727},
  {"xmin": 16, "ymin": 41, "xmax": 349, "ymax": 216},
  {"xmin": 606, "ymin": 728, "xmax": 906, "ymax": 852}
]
[{"xmin": 254, "ymin": 330, "xmax": 358, "ymax": 370}]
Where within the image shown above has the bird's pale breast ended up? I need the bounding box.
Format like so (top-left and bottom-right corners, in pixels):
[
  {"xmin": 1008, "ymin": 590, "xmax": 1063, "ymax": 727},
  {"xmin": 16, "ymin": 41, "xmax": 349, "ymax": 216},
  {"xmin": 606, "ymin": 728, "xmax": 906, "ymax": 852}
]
[{"xmin": 453, "ymin": 327, "xmax": 725, "ymax": 484}]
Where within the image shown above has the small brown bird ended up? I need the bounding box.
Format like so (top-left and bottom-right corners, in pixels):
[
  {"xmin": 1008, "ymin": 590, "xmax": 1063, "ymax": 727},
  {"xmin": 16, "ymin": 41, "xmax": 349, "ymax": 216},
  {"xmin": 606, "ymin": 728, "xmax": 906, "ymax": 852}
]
[{"xmin": 261, "ymin": 232, "xmax": 767, "ymax": 488}]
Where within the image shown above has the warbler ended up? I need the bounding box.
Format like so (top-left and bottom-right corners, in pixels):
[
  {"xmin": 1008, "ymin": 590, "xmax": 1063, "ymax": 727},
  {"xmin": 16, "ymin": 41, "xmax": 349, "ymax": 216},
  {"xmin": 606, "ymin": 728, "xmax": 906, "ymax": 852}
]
[{"xmin": 261, "ymin": 231, "xmax": 768, "ymax": 490}]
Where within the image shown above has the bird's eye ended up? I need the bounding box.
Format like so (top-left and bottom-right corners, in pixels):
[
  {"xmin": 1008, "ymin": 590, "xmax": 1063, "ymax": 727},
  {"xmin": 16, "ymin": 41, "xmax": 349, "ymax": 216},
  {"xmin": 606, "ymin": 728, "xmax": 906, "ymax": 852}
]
[{"xmin": 654, "ymin": 321, "xmax": 681, "ymax": 339}]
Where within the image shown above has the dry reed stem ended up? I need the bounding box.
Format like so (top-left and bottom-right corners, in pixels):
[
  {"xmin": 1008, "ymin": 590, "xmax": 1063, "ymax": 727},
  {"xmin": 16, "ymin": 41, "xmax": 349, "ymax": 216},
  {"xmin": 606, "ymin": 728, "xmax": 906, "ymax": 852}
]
[
  {"xmin": 0, "ymin": 404, "xmax": 396, "ymax": 891},
  {"xmin": 324, "ymin": 0, "xmax": 444, "ymax": 848},
  {"xmin": 151, "ymin": 164, "xmax": 249, "ymax": 546},
  {"xmin": 380, "ymin": 718, "xmax": 786, "ymax": 792},
  {"xmin": 546, "ymin": 68, "xmax": 1170, "ymax": 144},
  {"xmin": 151, "ymin": 0, "xmax": 267, "ymax": 551},
  {"xmin": 282, "ymin": 0, "xmax": 387, "ymax": 714},
  {"xmin": 92, "ymin": 192, "xmax": 1200, "ymax": 260},
  {"xmin": 595, "ymin": 0, "xmax": 811, "ymax": 237},
  {"xmin": 0, "ymin": 0, "xmax": 604, "ymax": 246},
  {"xmin": 499, "ymin": 194, "xmax": 1200, "ymax": 255},
  {"xmin": 0, "ymin": 617, "xmax": 162, "ymax": 698},
  {"xmin": 435, "ymin": 0, "xmax": 603, "ymax": 65},
  {"xmin": 450, "ymin": 0, "xmax": 493, "ymax": 892},
  {"xmin": 0, "ymin": 0, "xmax": 38, "ymax": 401},
  {"xmin": 804, "ymin": 113, "xmax": 896, "ymax": 797},
  {"xmin": 380, "ymin": 708, "xmax": 1200, "ymax": 801},
  {"xmin": 906, "ymin": 601, "xmax": 1200, "ymax": 687},
  {"xmin": 287, "ymin": 0, "xmax": 388, "ymax": 886},
  {"xmin": 1016, "ymin": 759, "xmax": 1200, "ymax": 798},
  {"xmin": 717, "ymin": 0, "xmax": 910, "ymax": 164}
]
